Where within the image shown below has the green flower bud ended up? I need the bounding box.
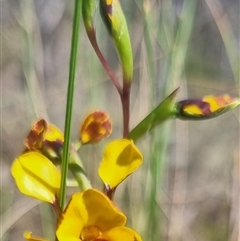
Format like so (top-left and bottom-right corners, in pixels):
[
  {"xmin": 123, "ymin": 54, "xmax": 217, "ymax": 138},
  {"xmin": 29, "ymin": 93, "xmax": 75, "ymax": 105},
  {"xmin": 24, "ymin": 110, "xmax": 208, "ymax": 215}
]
[
  {"xmin": 82, "ymin": 0, "xmax": 96, "ymax": 32},
  {"xmin": 100, "ymin": 0, "xmax": 133, "ymax": 82}
]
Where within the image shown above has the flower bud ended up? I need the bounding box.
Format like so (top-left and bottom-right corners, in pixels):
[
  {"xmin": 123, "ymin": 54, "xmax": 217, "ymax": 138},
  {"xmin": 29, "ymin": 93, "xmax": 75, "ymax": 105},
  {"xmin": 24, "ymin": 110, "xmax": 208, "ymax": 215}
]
[
  {"xmin": 80, "ymin": 111, "xmax": 112, "ymax": 144},
  {"xmin": 100, "ymin": 0, "xmax": 133, "ymax": 82},
  {"xmin": 174, "ymin": 94, "xmax": 240, "ymax": 120},
  {"xmin": 82, "ymin": 0, "xmax": 96, "ymax": 32}
]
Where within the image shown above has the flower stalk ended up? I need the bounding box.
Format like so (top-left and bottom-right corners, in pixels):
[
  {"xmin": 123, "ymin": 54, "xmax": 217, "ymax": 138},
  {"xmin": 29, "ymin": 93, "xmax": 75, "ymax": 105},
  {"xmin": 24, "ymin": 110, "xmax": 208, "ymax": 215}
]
[
  {"xmin": 68, "ymin": 145, "xmax": 92, "ymax": 191},
  {"xmin": 82, "ymin": 0, "xmax": 122, "ymax": 95},
  {"xmin": 121, "ymin": 81, "xmax": 131, "ymax": 138}
]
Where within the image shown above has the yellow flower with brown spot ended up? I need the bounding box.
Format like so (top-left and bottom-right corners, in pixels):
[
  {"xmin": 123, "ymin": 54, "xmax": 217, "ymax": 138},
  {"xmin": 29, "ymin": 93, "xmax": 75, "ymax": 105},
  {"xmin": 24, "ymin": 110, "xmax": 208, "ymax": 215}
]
[
  {"xmin": 98, "ymin": 139, "xmax": 143, "ymax": 189},
  {"xmin": 11, "ymin": 151, "xmax": 61, "ymax": 203},
  {"xmin": 80, "ymin": 111, "xmax": 112, "ymax": 144},
  {"xmin": 24, "ymin": 119, "xmax": 64, "ymax": 161},
  {"xmin": 56, "ymin": 189, "xmax": 142, "ymax": 241}
]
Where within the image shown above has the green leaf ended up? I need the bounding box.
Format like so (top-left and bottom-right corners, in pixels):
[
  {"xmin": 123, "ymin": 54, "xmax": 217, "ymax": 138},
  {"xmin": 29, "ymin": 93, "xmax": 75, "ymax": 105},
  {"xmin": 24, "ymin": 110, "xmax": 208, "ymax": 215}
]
[{"xmin": 129, "ymin": 88, "xmax": 179, "ymax": 141}]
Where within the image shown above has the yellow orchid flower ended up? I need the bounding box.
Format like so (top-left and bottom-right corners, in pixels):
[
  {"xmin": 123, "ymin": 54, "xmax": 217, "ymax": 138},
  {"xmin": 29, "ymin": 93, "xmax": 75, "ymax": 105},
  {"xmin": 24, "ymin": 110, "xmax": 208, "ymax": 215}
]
[
  {"xmin": 80, "ymin": 111, "xmax": 112, "ymax": 144},
  {"xmin": 11, "ymin": 151, "xmax": 61, "ymax": 203},
  {"xmin": 98, "ymin": 139, "xmax": 143, "ymax": 189},
  {"xmin": 24, "ymin": 119, "xmax": 64, "ymax": 161},
  {"xmin": 56, "ymin": 189, "xmax": 142, "ymax": 241}
]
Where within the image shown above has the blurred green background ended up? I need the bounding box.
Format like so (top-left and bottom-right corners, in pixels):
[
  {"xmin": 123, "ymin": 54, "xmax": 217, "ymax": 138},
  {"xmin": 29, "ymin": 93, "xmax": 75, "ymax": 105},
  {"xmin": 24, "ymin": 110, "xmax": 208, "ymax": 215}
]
[{"xmin": 1, "ymin": 0, "xmax": 239, "ymax": 241}]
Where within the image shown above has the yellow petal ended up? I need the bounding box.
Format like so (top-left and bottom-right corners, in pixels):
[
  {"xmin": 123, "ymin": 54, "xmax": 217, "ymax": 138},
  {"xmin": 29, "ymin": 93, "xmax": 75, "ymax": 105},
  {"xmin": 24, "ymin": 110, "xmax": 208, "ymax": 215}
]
[
  {"xmin": 98, "ymin": 227, "xmax": 143, "ymax": 241},
  {"xmin": 56, "ymin": 189, "xmax": 126, "ymax": 241},
  {"xmin": 11, "ymin": 152, "xmax": 61, "ymax": 203},
  {"xmin": 24, "ymin": 231, "xmax": 49, "ymax": 241},
  {"xmin": 44, "ymin": 124, "xmax": 64, "ymax": 143},
  {"xmin": 183, "ymin": 104, "xmax": 203, "ymax": 115},
  {"xmin": 203, "ymin": 94, "xmax": 239, "ymax": 112},
  {"xmin": 98, "ymin": 139, "xmax": 143, "ymax": 188},
  {"xmin": 42, "ymin": 123, "xmax": 64, "ymax": 160},
  {"xmin": 57, "ymin": 238, "xmax": 79, "ymax": 241}
]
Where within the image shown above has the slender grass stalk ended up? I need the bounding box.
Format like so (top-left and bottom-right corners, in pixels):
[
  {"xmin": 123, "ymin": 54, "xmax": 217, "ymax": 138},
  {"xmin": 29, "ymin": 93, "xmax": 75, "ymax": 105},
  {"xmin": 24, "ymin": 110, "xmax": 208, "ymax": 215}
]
[
  {"xmin": 205, "ymin": 0, "xmax": 239, "ymax": 85},
  {"xmin": 136, "ymin": 0, "xmax": 197, "ymax": 240},
  {"xmin": 204, "ymin": 2, "xmax": 239, "ymax": 240},
  {"xmin": 161, "ymin": 1, "xmax": 196, "ymax": 240},
  {"xmin": 164, "ymin": 0, "xmax": 197, "ymax": 91},
  {"xmin": 141, "ymin": 5, "xmax": 160, "ymax": 240},
  {"xmin": 59, "ymin": 0, "xmax": 82, "ymax": 210},
  {"xmin": 21, "ymin": 0, "xmax": 49, "ymax": 120},
  {"xmin": 21, "ymin": 0, "xmax": 55, "ymax": 239}
]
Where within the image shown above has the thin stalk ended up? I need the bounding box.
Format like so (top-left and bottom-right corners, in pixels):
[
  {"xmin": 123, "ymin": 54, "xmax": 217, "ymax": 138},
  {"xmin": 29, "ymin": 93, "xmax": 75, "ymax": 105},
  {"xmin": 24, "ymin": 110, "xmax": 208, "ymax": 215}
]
[
  {"xmin": 163, "ymin": 1, "xmax": 197, "ymax": 240},
  {"xmin": 142, "ymin": 5, "xmax": 159, "ymax": 240},
  {"xmin": 205, "ymin": 0, "xmax": 239, "ymax": 84},
  {"xmin": 121, "ymin": 81, "xmax": 131, "ymax": 138},
  {"xmin": 59, "ymin": 0, "xmax": 82, "ymax": 210},
  {"xmin": 51, "ymin": 197, "xmax": 62, "ymax": 220},
  {"xmin": 21, "ymin": 1, "xmax": 54, "ymax": 239},
  {"xmin": 87, "ymin": 29, "xmax": 123, "ymax": 96},
  {"xmin": 86, "ymin": 30, "xmax": 129, "ymax": 138},
  {"xmin": 21, "ymin": 0, "xmax": 49, "ymax": 120}
]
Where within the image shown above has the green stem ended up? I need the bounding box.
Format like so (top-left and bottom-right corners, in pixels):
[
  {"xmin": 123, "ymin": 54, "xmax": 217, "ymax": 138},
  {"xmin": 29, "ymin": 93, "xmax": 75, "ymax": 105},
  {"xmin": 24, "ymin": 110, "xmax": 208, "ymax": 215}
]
[{"xmin": 59, "ymin": 0, "xmax": 82, "ymax": 210}]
